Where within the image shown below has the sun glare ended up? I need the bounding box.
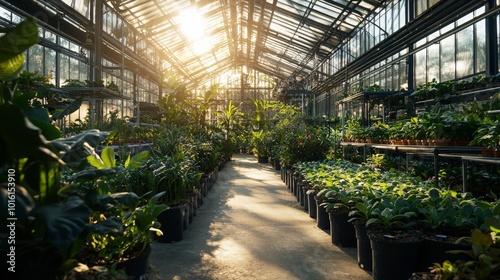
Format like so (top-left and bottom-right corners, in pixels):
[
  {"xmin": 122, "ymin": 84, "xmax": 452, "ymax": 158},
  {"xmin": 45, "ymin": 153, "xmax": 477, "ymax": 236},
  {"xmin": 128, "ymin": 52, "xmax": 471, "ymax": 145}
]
[{"xmin": 178, "ymin": 8, "xmax": 205, "ymax": 41}]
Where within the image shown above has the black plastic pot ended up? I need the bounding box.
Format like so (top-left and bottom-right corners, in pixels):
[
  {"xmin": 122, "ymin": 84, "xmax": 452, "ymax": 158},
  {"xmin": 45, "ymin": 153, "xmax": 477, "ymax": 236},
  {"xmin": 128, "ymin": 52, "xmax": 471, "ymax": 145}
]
[
  {"xmin": 417, "ymin": 236, "xmax": 471, "ymax": 272},
  {"xmin": 369, "ymin": 231, "xmax": 423, "ymax": 280},
  {"xmin": 257, "ymin": 156, "xmax": 268, "ymax": 163},
  {"xmin": 274, "ymin": 159, "xmax": 281, "ymax": 170},
  {"xmin": 116, "ymin": 245, "xmax": 151, "ymax": 278},
  {"xmin": 315, "ymin": 197, "xmax": 330, "ymax": 230},
  {"xmin": 302, "ymin": 186, "xmax": 308, "ymax": 212},
  {"xmin": 354, "ymin": 223, "xmax": 372, "ymax": 271},
  {"xmin": 307, "ymin": 192, "xmax": 317, "ymax": 219},
  {"xmin": 329, "ymin": 211, "xmax": 356, "ymax": 247},
  {"xmin": 157, "ymin": 204, "xmax": 186, "ymax": 243},
  {"xmin": 297, "ymin": 182, "xmax": 304, "ymax": 206}
]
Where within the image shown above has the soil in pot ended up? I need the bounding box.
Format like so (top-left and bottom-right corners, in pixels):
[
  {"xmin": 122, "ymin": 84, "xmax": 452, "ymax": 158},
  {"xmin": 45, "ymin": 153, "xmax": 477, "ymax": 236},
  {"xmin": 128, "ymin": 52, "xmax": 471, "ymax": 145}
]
[{"xmin": 369, "ymin": 230, "xmax": 424, "ymax": 280}]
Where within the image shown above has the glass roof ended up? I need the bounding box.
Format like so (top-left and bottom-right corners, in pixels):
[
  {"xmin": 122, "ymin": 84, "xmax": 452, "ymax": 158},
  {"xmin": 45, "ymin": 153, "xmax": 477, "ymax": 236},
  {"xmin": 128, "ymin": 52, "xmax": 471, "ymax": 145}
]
[{"xmin": 114, "ymin": 0, "xmax": 385, "ymax": 87}]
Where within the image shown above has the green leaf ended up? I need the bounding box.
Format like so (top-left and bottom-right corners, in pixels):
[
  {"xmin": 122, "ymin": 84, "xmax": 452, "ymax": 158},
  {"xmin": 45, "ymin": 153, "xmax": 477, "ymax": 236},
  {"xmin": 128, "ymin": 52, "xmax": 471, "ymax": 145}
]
[
  {"xmin": 125, "ymin": 150, "xmax": 149, "ymax": 169},
  {"xmin": 51, "ymin": 130, "xmax": 111, "ymax": 168},
  {"xmin": 24, "ymin": 107, "xmax": 51, "ymax": 123},
  {"xmin": 38, "ymin": 161, "xmax": 60, "ymax": 203},
  {"xmin": 0, "ymin": 103, "xmax": 49, "ymax": 160},
  {"xmin": 28, "ymin": 117, "xmax": 61, "ymax": 140},
  {"xmin": 124, "ymin": 154, "xmax": 131, "ymax": 168},
  {"xmin": 0, "ymin": 53, "xmax": 25, "ymax": 80},
  {"xmin": 487, "ymin": 216, "xmax": 500, "ymax": 233},
  {"xmin": 0, "ymin": 17, "xmax": 39, "ymax": 62},
  {"xmin": 86, "ymin": 154, "xmax": 105, "ymax": 169},
  {"xmin": 101, "ymin": 147, "xmax": 116, "ymax": 168},
  {"xmin": 70, "ymin": 169, "xmax": 115, "ymax": 181},
  {"xmin": 32, "ymin": 196, "xmax": 91, "ymax": 251},
  {"xmin": 87, "ymin": 217, "xmax": 122, "ymax": 234},
  {"xmin": 51, "ymin": 98, "xmax": 83, "ymax": 120},
  {"xmin": 108, "ymin": 192, "xmax": 140, "ymax": 209}
]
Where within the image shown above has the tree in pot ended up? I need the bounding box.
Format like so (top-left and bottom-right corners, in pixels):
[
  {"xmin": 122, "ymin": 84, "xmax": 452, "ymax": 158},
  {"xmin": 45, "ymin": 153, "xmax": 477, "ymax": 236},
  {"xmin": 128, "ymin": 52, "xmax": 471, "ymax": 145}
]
[{"xmin": 251, "ymin": 129, "xmax": 270, "ymax": 163}]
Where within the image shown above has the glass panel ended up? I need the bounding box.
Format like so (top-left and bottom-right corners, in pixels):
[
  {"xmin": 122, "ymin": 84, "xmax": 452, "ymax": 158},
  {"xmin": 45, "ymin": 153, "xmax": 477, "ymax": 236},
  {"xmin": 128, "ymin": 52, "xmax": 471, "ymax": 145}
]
[
  {"xmin": 475, "ymin": 19, "xmax": 486, "ymax": 74},
  {"xmin": 399, "ymin": 0, "xmax": 406, "ymax": 28},
  {"xmin": 456, "ymin": 26, "xmax": 473, "ymax": 79},
  {"xmin": 70, "ymin": 57, "xmax": 80, "ymax": 80},
  {"xmin": 393, "ymin": 63, "xmax": 399, "ymax": 90},
  {"xmin": 79, "ymin": 61, "xmax": 88, "ymax": 82},
  {"xmin": 415, "ymin": 48, "xmax": 427, "ymax": 87},
  {"xmin": 416, "ymin": 0, "xmax": 428, "ymax": 17},
  {"xmin": 45, "ymin": 48, "xmax": 56, "ymax": 84},
  {"xmin": 28, "ymin": 44, "xmax": 43, "ymax": 73},
  {"xmin": 427, "ymin": 43, "xmax": 439, "ymax": 82},
  {"xmin": 440, "ymin": 34, "xmax": 455, "ymax": 82},
  {"xmin": 60, "ymin": 54, "xmax": 69, "ymax": 86},
  {"xmin": 44, "ymin": 30, "xmax": 56, "ymax": 43}
]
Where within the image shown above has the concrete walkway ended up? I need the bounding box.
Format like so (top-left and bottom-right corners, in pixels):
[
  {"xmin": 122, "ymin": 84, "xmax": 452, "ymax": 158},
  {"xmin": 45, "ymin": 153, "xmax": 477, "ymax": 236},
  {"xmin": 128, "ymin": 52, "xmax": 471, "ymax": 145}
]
[{"xmin": 150, "ymin": 154, "xmax": 372, "ymax": 280}]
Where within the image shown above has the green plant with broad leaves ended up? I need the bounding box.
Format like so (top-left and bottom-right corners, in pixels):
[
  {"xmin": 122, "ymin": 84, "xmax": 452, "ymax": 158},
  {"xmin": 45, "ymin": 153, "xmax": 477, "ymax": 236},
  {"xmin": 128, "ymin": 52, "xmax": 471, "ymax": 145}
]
[
  {"xmin": 0, "ymin": 18, "xmax": 101, "ymax": 279},
  {"xmin": 251, "ymin": 129, "xmax": 271, "ymax": 158},
  {"xmin": 73, "ymin": 191, "xmax": 167, "ymax": 264},
  {"xmin": 428, "ymin": 214, "xmax": 500, "ymax": 279},
  {"xmin": 365, "ymin": 196, "xmax": 420, "ymax": 232},
  {"xmin": 65, "ymin": 145, "xmax": 166, "ymax": 267}
]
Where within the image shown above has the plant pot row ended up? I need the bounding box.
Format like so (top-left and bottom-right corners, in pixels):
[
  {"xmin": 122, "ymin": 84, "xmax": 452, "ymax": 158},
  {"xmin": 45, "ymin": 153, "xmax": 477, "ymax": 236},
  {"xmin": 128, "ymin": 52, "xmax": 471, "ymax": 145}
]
[
  {"xmin": 280, "ymin": 166, "xmax": 474, "ymax": 280},
  {"xmin": 156, "ymin": 167, "xmax": 221, "ymax": 243},
  {"xmin": 345, "ymin": 138, "xmax": 471, "ymax": 147}
]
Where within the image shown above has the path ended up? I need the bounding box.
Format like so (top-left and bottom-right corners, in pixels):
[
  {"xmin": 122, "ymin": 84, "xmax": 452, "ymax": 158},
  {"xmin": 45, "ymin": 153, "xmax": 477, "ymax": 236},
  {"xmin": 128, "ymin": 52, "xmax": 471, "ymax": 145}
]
[{"xmin": 150, "ymin": 154, "xmax": 372, "ymax": 280}]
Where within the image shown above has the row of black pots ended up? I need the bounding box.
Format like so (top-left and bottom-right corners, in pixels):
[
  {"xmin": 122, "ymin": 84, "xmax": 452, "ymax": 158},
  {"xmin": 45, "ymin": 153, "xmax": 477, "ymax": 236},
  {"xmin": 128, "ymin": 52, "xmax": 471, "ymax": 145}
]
[
  {"xmin": 156, "ymin": 167, "xmax": 220, "ymax": 243},
  {"xmin": 280, "ymin": 167, "xmax": 472, "ymax": 280}
]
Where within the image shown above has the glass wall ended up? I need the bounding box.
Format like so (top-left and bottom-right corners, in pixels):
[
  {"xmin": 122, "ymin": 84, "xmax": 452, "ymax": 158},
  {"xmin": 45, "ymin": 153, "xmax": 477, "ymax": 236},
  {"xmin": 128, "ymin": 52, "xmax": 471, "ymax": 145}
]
[
  {"xmin": 414, "ymin": 7, "xmax": 486, "ymax": 87},
  {"xmin": 315, "ymin": 0, "xmax": 492, "ymax": 118},
  {"xmin": 0, "ymin": 3, "xmax": 165, "ymax": 126}
]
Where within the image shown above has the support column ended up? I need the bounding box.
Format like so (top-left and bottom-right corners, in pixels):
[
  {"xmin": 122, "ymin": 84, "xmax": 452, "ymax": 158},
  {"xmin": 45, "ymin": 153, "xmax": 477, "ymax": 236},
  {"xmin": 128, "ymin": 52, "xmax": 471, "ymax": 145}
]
[{"xmin": 486, "ymin": 0, "xmax": 498, "ymax": 76}]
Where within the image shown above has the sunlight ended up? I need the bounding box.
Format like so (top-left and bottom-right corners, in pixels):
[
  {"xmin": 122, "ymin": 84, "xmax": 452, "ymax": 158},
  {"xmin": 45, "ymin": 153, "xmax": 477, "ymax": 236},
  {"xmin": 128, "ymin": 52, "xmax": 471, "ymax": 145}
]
[
  {"xmin": 178, "ymin": 8, "xmax": 205, "ymax": 41},
  {"xmin": 192, "ymin": 40, "xmax": 211, "ymax": 54}
]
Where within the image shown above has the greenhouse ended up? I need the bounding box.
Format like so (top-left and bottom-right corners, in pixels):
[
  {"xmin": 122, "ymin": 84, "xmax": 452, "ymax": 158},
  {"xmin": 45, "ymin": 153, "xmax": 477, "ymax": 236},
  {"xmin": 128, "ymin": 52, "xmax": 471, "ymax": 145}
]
[{"xmin": 1, "ymin": 0, "xmax": 500, "ymax": 279}]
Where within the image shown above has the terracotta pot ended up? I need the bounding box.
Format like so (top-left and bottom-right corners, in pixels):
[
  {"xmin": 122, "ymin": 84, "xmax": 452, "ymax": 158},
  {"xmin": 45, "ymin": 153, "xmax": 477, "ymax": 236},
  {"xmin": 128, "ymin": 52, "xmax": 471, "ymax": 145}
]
[
  {"xmin": 495, "ymin": 149, "xmax": 500, "ymax": 158},
  {"xmin": 407, "ymin": 139, "xmax": 418, "ymax": 145},
  {"xmin": 482, "ymin": 148, "xmax": 495, "ymax": 157},
  {"xmin": 432, "ymin": 139, "xmax": 451, "ymax": 146},
  {"xmin": 452, "ymin": 140, "xmax": 470, "ymax": 146}
]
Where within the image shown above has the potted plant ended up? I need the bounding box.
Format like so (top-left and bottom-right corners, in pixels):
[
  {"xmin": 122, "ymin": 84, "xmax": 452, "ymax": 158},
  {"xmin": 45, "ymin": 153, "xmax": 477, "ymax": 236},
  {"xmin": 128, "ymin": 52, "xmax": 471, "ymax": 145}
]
[
  {"xmin": 365, "ymin": 195, "xmax": 423, "ymax": 280},
  {"xmin": 470, "ymin": 120, "xmax": 498, "ymax": 157},
  {"xmin": 251, "ymin": 129, "xmax": 271, "ymax": 163},
  {"xmin": 415, "ymin": 188, "xmax": 476, "ymax": 272},
  {"xmin": 411, "ymin": 216, "xmax": 500, "ymax": 280},
  {"xmin": 65, "ymin": 145, "xmax": 167, "ymax": 278},
  {"xmin": 319, "ymin": 185, "xmax": 361, "ymax": 247}
]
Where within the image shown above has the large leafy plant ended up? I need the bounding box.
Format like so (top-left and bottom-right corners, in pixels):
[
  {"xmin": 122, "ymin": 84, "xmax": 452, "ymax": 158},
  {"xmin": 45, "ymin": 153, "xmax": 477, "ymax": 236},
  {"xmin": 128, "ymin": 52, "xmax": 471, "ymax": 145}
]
[{"xmin": 0, "ymin": 17, "xmax": 97, "ymax": 279}]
